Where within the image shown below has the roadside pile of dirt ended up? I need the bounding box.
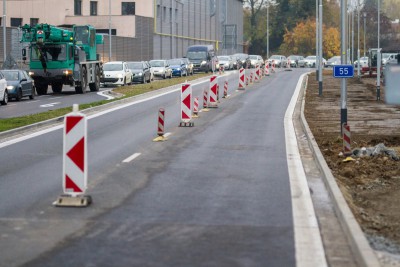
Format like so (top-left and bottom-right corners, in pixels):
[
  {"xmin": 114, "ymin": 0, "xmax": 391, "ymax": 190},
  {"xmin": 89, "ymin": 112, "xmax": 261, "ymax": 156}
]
[{"xmin": 304, "ymin": 70, "xmax": 400, "ymax": 255}]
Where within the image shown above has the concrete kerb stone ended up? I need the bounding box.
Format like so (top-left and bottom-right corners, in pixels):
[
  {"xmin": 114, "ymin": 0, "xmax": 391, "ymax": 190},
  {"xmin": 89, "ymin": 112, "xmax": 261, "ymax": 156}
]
[
  {"xmin": 299, "ymin": 74, "xmax": 381, "ymax": 267},
  {"xmin": 0, "ymin": 73, "xmax": 234, "ymax": 143}
]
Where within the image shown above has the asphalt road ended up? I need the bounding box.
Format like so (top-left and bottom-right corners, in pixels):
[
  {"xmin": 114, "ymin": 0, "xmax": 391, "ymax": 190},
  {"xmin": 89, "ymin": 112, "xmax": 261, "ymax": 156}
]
[
  {"xmin": 0, "ymin": 85, "xmax": 115, "ymax": 118},
  {"xmin": 0, "ymin": 68, "xmax": 312, "ymax": 267}
]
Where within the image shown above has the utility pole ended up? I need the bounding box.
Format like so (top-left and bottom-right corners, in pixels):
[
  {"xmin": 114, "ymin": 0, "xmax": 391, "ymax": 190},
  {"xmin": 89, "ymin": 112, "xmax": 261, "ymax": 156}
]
[
  {"xmin": 351, "ymin": 9, "xmax": 354, "ymax": 64},
  {"xmin": 340, "ymin": 0, "xmax": 348, "ymax": 129}
]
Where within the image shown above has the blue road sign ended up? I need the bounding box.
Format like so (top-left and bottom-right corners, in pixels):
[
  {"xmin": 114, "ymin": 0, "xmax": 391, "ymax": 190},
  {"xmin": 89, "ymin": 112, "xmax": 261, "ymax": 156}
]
[{"xmin": 333, "ymin": 65, "xmax": 354, "ymax": 78}]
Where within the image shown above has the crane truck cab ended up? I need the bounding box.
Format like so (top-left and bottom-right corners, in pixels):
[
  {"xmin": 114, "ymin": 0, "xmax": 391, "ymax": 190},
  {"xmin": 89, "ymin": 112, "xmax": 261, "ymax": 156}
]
[{"xmin": 21, "ymin": 23, "xmax": 103, "ymax": 94}]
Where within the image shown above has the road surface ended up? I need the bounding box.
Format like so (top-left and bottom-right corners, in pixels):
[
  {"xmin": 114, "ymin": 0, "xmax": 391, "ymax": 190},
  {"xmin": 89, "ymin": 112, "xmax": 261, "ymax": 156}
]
[{"xmin": 0, "ymin": 69, "xmax": 327, "ymax": 267}]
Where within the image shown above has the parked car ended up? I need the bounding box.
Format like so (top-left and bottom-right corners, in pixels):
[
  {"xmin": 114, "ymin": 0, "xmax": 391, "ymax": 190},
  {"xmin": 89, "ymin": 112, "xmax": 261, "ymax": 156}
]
[
  {"xmin": 0, "ymin": 69, "xmax": 35, "ymax": 100},
  {"xmin": 127, "ymin": 61, "xmax": 152, "ymax": 84},
  {"xmin": 168, "ymin": 58, "xmax": 188, "ymax": 77},
  {"xmin": 232, "ymin": 53, "xmax": 251, "ymax": 69},
  {"xmin": 382, "ymin": 53, "xmax": 398, "ymax": 66},
  {"xmin": 0, "ymin": 71, "xmax": 8, "ymax": 105},
  {"xmin": 217, "ymin": 55, "xmax": 234, "ymax": 70},
  {"xmin": 303, "ymin": 56, "xmax": 327, "ymax": 68},
  {"xmin": 145, "ymin": 61, "xmax": 154, "ymax": 81},
  {"xmin": 181, "ymin": 58, "xmax": 194, "ymax": 75},
  {"xmin": 230, "ymin": 54, "xmax": 241, "ymax": 69},
  {"xmin": 287, "ymin": 55, "xmax": 303, "ymax": 68},
  {"xmin": 149, "ymin": 59, "xmax": 172, "ymax": 79},
  {"xmin": 101, "ymin": 61, "xmax": 132, "ymax": 87},
  {"xmin": 326, "ymin": 56, "xmax": 341, "ymax": 68},
  {"xmin": 249, "ymin": 55, "xmax": 264, "ymax": 68},
  {"xmin": 267, "ymin": 55, "xmax": 287, "ymax": 68},
  {"xmin": 354, "ymin": 56, "xmax": 368, "ymax": 68}
]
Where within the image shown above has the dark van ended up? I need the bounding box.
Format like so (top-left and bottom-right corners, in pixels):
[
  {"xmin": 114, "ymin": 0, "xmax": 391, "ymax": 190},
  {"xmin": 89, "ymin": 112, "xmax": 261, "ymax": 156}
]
[{"xmin": 186, "ymin": 45, "xmax": 217, "ymax": 73}]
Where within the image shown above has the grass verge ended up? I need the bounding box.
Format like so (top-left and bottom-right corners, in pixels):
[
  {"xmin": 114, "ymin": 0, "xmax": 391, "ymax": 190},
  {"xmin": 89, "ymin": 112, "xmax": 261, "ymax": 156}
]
[{"xmin": 0, "ymin": 73, "xmax": 210, "ymax": 133}]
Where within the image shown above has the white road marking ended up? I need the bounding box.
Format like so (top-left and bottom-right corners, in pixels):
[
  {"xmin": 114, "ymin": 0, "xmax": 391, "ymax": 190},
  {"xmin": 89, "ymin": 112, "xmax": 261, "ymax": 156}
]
[
  {"xmin": 122, "ymin": 153, "xmax": 141, "ymax": 163},
  {"xmin": 163, "ymin": 132, "xmax": 171, "ymax": 138},
  {"xmin": 40, "ymin": 102, "xmax": 61, "ymax": 108},
  {"xmin": 284, "ymin": 73, "xmax": 327, "ymax": 267},
  {"xmin": 48, "ymin": 97, "xmax": 62, "ymax": 100},
  {"xmin": 97, "ymin": 90, "xmax": 114, "ymax": 100}
]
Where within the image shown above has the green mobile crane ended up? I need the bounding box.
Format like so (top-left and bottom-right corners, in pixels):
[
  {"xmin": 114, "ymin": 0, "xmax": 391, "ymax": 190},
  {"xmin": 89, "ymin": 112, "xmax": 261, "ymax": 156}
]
[{"xmin": 21, "ymin": 23, "xmax": 103, "ymax": 94}]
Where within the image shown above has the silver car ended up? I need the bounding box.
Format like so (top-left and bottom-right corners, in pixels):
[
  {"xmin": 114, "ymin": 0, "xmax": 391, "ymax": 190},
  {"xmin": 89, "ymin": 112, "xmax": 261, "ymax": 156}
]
[
  {"xmin": 267, "ymin": 55, "xmax": 287, "ymax": 68},
  {"xmin": 149, "ymin": 60, "xmax": 172, "ymax": 79},
  {"xmin": 217, "ymin": 55, "xmax": 234, "ymax": 70}
]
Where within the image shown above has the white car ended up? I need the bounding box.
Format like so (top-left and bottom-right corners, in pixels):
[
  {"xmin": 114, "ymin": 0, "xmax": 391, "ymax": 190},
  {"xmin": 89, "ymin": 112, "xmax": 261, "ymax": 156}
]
[
  {"xmin": 101, "ymin": 61, "xmax": 132, "ymax": 87},
  {"xmin": 249, "ymin": 55, "xmax": 264, "ymax": 68},
  {"xmin": 267, "ymin": 55, "xmax": 287, "ymax": 68},
  {"xmin": 217, "ymin": 55, "xmax": 234, "ymax": 70},
  {"xmin": 149, "ymin": 60, "xmax": 172, "ymax": 79},
  {"xmin": 382, "ymin": 53, "xmax": 398, "ymax": 66},
  {"xmin": 303, "ymin": 56, "xmax": 326, "ymax": 68},
  {"xmin": 354, "ymin": 56, "xmax": 368, "ymax": 68},
  {"xmin": 0, "ymin": 71, "xmax": 8, "ymax": 105}
]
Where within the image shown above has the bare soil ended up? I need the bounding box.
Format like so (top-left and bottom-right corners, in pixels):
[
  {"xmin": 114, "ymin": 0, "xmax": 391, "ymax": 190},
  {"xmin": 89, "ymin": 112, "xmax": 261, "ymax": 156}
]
[{"xmin": 304, "ymin": 70, "xmax": 400, "ymax": 254}]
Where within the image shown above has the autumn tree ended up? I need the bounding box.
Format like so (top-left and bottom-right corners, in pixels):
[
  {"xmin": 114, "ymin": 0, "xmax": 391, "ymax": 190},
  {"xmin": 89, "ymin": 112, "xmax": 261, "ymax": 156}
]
[{"xmin": 279, "ymin": 19, "xmax": 340, "ymax": 58}]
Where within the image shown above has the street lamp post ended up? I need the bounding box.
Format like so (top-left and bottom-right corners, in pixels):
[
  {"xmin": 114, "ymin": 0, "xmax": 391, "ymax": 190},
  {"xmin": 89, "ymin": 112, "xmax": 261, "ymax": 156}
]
[
  {"xmin": 340, "ymin": 0, "xmax": 348, "ymax": 129},
  {"xmin": 357, "ymin": 0, "xmax": 360, "ymax": 80},
  {"xmin": 318, "ymin": 0, "xmax": 323, "ymax": 96},
  {"xmin": 267, "ymin": 3, "xmax": 269, "ymax": 59},
  {"xmin": 108, "ymin": 0, "xmax": 112, "ymax": 61},
  {"xmin": 377, "ymin": 0, "xmax": 381, "ymax": 100},
  {"xmin": 363, "ymin": 12, "xmax": 366, "ymax": 57},
  {"xmin": 3, "ymin": 0, "xmax": 6, "ymax": 66},
  {"xmin": 316, "ymin": 0, "xmax": 319, "ymax": 80}
]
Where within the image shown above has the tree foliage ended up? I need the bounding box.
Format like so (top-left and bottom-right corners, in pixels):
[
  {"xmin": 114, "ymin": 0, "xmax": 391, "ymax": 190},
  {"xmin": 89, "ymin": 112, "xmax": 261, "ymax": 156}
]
[
  {"xmin": 243, "ymin": 0, "xmax": 341, "ymax": 57},
  {"xmin": 279, "ymin": 19, "xmax": 340, "ymax": 57}
]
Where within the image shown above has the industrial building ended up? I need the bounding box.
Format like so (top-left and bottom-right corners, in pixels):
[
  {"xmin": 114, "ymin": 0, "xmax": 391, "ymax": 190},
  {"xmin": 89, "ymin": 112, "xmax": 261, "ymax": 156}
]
[{"xmin": 0, "ymin": 0, "xmax": 244, "ymax": 66}]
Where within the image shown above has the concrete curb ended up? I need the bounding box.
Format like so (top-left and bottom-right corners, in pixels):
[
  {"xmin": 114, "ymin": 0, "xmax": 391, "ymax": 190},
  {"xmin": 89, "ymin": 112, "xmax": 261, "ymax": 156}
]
[
  {"xmin": 299, "ymin": 75, "xmax": 381, "ymax": 267},
  {"xmin": 0, "ymin": 74, "xmax": 217, "ymax": 142}
]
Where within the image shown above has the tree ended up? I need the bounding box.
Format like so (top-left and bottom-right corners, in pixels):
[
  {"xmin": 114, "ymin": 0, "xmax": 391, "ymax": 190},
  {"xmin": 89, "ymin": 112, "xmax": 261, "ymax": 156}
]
[{"xmin": 279, "ymin": 19, "xmax": 340, "ymax": 57}]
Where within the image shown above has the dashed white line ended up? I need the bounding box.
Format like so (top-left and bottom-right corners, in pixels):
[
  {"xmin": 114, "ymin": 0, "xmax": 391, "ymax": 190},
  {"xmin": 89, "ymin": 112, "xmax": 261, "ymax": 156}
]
[
  {"xmin": 122, "ymin": 153, "xmax": 141, "ymax": 163},
  {"xmin": 48, "ymin": 97, "xmax": 62, "ymax": 100}
]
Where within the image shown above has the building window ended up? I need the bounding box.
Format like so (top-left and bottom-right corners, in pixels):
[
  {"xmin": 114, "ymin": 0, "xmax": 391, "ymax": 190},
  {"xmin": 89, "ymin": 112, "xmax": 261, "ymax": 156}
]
[
  {"xmin": 169, "ymin": 8, "xmax": 172, "ymax": 22},
  {"xmin": 10, "ymin": 18, "xmax": 22, "ymax": 27},
  {"xmin": 74, "ymin": 0, "xmax": 82, "ymax": 15},
  {"xmin": 30, "ymin": 18, "xmax": 39, "ymax": 26},
  {"xmin": 163, "ymin": 7, "xmax": 166, "ymax": 21},
  {"xmin": 121, "ymin": 2, "xmax": 135, "ymax": 15},
  {"xmin": 157, "ymin": 5, "xmax": 161, "ymax": 18},
  {"xmin": 90, "ymin": 1, "xmax": 98, "ymax": 16}
]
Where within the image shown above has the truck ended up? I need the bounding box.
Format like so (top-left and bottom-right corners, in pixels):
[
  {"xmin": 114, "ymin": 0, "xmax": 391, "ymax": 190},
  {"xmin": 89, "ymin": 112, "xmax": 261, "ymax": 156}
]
[{"xmin": 20, "ymin": 23, "xmax": 103, "ymax": 94}]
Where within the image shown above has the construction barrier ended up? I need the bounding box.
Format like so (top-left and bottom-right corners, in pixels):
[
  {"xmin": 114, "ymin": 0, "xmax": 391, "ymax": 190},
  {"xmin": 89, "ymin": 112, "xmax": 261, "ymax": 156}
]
[
  {"xmin": 158, "ymin": 108, "xmax": 165, "ymax": 136},
  {"xmin": 193, "ymin": 97, "xmax": 199, "ymax": 118},
  {"xmin": 239, "ymin": 67, "xmax": 246, "ymax": 90},
  {"xmin": 285, "ymin": 59, "xmax": 293, "ymax": 71},
  {"xmin": 250, "ymin": 70, "xmax": 253, "ymax": 84},
  {"xmin": 265, "ymin": 63, "xmax": 270, "ymax": 76},
  {"xmin": 55, "ymin": 104, "xmax": 91, "ymax": 207},
  {"xmin": 208, "ymin": 75, "xmax": 218, "ymax": 108},
  {"xmin": 342, "ymin": 123, "xmax": 351, "ymax": 155},
  {"xmin": 203, "ymin": 87, "xmax": 208, "ymax": 108},
  {"xmin": 223, "ymin": 80, "xmax": 229, "ymax": 98},
  {"xmin": 219, "ymin": 65, "xmax": 224, "ymax": 75},
  {"xmin": 180, "ymin": 83, "xmax": 194, "ymax": 127},
  {"xmin": 255, "ymin": 65, "xmax": 260, "ymax": 82},
  {"xmin": 272, "ymin": 61, "xmax": 276, "ymax": 73}
]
